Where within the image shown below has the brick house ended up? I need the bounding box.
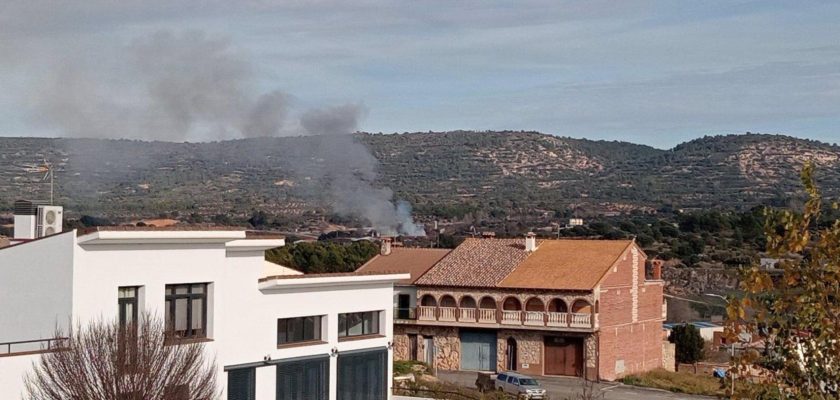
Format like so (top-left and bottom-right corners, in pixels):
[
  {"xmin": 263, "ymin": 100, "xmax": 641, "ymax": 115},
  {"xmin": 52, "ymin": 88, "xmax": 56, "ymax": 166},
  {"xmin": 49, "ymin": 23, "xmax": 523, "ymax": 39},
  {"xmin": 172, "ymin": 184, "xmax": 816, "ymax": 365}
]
[{"xmin": 358, "ymin": 234, "xmax": 667, "ymax": 381}]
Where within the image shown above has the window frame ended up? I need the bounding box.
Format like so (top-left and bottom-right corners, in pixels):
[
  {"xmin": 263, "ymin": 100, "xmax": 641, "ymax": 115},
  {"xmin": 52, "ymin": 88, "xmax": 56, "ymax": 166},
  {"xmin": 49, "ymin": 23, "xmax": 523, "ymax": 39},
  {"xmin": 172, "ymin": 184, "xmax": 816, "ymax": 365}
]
[
  {"xmin": 276, "ymin": 315, "xmax": 325, "ymax": 346},
  {"xmin": 337, "ymin": 311, "xmax": 382, "ymax": 339},
  {"xmin": 165, "ymin": 283, "xmax": 208, "ymax": 339},
  {"xmin": 118, "ymin": 286, "xmax": 140, "ymax": 329}
]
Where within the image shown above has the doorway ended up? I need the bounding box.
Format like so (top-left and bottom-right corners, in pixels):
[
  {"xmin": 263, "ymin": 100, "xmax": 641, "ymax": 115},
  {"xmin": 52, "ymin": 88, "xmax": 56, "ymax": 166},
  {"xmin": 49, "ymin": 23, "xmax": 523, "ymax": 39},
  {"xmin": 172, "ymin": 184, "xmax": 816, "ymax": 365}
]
[
  {"xmin": 506, "ymin": 337, "xmax": 518, "ymax": 371},
  {"xmin": 544, "ymin": 336, "xmax": 583, "ymax": 376}
]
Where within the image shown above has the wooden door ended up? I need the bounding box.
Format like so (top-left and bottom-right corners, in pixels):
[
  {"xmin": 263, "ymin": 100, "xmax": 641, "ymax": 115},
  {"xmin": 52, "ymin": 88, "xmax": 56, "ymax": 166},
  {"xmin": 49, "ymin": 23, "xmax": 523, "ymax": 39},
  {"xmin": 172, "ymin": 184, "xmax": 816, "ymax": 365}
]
[{"xmin": 544, "ymin": 337, "xmax": 582, "ymax": 376}]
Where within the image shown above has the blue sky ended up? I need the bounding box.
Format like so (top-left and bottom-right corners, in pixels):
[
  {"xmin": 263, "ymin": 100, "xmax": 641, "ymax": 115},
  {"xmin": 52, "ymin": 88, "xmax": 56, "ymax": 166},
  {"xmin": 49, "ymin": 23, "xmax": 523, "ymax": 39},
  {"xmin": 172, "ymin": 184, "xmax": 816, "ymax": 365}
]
[{"xmin": 1, "ymin": 1, "xmax": 838, "ymax": 148}]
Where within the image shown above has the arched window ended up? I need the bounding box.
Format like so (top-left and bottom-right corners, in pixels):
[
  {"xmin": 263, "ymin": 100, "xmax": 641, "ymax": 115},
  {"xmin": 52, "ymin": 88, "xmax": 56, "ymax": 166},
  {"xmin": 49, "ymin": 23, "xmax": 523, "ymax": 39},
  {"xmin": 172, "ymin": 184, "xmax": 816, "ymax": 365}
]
[
  {"xmin": 525, "ymin": 297, "xmax": 545, "ymax": 312},
  {"xmin": 459, "ymin": 296, "xmax": 477, "ymax": 309},
  {"xmin": 440, "ymin": 295, "xmax": 457, "ymax": 308},
  {"xmin": 502, "ymin": 297, "xmax": 522, "ymax": 311},
  {"xmin": 571, "ymin": 299, "xmax": 592, "ymax": 314},
  {"xmin": 548, "ymin": 298, "xmax": 568, "ymax": 313},
  {"xmin": 420, "ymin": 295, "xmax": 437, "ymax": 307},
  {"xmin": 479, "ymin": 297, "xmax": 496, "ymax": 309}
]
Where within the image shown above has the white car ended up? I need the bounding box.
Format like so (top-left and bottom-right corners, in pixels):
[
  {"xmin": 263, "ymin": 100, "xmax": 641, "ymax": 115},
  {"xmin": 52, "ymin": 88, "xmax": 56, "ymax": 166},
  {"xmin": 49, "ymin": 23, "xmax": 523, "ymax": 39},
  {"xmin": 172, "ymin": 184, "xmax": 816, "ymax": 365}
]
[{"xmin": 495, "ymin": 372, "xmax": 548, "ymax": 399}]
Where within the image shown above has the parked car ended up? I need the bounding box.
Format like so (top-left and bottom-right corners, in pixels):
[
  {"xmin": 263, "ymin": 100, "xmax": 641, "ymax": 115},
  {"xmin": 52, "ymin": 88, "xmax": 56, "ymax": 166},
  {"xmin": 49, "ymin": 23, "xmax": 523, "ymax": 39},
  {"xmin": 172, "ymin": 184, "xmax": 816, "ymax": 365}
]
[{"xmin": 495, "ymin": 372, "xmax": 548, "ymax": 399}]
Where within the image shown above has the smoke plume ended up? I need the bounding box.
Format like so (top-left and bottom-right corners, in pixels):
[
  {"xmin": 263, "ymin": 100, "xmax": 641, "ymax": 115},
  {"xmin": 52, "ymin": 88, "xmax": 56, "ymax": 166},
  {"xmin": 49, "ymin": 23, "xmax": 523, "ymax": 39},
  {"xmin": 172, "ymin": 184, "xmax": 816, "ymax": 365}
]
[{"xmin": 24, "ymin": 30, "xmax": 424, "ymax": 235}]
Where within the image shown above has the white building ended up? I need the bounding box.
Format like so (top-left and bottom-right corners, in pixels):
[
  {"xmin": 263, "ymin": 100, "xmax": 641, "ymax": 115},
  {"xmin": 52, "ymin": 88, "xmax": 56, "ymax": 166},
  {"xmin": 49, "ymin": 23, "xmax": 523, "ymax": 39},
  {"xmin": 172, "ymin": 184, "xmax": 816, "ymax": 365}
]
[{"xmin": 0, "ymin": 212, "xmax": 407, "ymax": 400}]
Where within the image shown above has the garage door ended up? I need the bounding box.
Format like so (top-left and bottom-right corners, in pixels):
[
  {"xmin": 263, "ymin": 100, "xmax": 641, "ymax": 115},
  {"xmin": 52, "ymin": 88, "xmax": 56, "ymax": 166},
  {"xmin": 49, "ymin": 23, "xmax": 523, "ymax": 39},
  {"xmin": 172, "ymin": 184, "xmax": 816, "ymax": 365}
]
[
  {"xmin": 276, "ymin": 356, "xmax": 330, "ymax": 400},
  {"xmin": 544, "ymin": 336, "xmax": 582, "ymax": 376},
  {"xmin": 338, "ymin": 349, "xmax": 387, "ymax": 400},
  {"xmin": 460, "ymin": 330, "xmax": 497, "ymax": 371}
]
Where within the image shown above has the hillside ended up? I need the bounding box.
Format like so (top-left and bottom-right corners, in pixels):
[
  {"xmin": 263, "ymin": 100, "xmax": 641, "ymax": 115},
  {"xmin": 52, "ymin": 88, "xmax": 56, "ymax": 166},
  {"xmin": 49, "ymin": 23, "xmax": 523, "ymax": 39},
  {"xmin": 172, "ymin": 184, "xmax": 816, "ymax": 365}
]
[{"xmin": 1, "ymin": 132, "xmax": 838, "ymax": 222}]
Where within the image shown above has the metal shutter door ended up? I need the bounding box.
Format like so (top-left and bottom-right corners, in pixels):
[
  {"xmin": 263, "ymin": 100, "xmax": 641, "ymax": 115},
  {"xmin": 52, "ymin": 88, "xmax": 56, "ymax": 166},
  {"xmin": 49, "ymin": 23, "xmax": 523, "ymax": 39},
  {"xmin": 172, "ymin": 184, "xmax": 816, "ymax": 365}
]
[
  {"xmin": 460, "ymin": 330, "xmax": 497, "ymax": 371},
  {"xmin": 277, "ymin": 356, "xmax": 329, "ymax": 400},
  {"xmin": 227, "ymin": 368, "xmax": 256, "ymax": 400},
  {"xmin": 337, "ymin": 349, "xmax": 387, "ymax": 400}
]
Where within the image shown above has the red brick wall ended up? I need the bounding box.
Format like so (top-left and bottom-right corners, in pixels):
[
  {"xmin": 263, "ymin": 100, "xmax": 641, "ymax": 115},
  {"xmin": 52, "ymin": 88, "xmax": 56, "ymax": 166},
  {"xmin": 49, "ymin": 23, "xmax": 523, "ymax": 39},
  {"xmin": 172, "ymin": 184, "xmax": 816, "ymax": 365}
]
[{"xmin": 596, "ymin": 244, "xmax": 665, "ymax": 381}]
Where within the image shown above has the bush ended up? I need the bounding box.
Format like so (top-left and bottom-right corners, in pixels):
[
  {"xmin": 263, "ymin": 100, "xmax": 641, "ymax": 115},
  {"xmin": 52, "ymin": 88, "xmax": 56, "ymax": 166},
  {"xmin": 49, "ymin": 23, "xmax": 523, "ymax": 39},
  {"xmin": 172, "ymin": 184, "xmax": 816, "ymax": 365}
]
[{"xmin": 668, "ymin": 323, "xmax": 705, "ymax": 364}]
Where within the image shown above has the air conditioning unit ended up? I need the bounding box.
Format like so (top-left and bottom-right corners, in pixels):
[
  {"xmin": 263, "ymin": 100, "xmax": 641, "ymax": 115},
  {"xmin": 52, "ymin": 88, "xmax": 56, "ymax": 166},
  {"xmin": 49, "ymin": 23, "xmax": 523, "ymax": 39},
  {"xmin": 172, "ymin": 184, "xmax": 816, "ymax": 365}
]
[{"xmin": 36, "ymin": 206, "xmax": 63, "ymax": 237}]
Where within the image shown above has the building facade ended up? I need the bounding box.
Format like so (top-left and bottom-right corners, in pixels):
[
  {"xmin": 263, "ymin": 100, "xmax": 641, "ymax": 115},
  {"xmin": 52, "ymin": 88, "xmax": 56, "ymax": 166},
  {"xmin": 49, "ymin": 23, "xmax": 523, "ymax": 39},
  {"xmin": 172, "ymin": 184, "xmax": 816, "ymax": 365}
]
[
  {"xmin": 363, "ymin": 235, "xmax": 666, "ymax": 381},
  {"xmin": 0, "ymin": 224, "xmax": 406, "ymax": 400}
]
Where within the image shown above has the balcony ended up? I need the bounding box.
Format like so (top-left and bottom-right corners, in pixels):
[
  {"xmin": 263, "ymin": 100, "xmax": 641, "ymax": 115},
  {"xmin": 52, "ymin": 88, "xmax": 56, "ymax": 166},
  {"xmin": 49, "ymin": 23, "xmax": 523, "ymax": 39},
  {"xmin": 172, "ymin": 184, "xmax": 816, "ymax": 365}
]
[
  {"xmin": 0, "ymin": 338, "xmax": 67, "ymax": 357},
  {"xmin": 405, "ymin": 294, "xmax": 597, "ymax": 330}
]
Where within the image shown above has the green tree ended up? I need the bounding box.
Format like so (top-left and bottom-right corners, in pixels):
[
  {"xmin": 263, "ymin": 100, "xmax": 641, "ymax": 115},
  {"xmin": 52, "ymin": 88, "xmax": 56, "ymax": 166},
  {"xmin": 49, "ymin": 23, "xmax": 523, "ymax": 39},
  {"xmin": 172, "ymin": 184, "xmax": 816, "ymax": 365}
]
[
  {"xmin": 668, "ymin": 323, "xmax": 705, "ymax": 364},
  {"xmin": 728, "ymin": 162, "xmax": 840, "ymax": 399}
]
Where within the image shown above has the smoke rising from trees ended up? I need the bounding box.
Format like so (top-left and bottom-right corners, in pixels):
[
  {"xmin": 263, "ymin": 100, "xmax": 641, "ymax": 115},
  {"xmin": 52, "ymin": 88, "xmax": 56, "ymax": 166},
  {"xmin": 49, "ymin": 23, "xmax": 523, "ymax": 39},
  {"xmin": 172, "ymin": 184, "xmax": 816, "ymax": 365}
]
[{"xmin": 25, "ymin": 30, "xmax": 424, "ymax": 235}]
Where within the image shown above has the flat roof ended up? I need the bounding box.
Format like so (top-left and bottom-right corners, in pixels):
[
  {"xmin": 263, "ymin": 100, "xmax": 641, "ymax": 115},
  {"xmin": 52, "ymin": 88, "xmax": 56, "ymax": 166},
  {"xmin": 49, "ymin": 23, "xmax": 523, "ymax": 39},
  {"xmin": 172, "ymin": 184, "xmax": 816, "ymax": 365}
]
[{"xmin": 259, "ymin": 272, "xmax": 411, "ymax": 291}]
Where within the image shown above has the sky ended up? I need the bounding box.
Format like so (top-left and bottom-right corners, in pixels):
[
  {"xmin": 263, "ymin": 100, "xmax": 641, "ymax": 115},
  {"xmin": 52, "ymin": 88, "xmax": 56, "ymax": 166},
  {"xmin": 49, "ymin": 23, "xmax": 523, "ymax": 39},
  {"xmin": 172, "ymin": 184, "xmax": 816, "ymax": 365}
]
[{"xmin": 1, "ymin": 0, "xmax": 839, "ymax": 148}]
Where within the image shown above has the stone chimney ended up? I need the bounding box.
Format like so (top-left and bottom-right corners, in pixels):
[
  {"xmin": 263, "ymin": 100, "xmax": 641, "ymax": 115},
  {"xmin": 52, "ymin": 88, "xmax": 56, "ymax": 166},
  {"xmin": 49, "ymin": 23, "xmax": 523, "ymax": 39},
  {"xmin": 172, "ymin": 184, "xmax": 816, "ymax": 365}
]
[
  {"xmin": 651, "ymin": 259, "xmax": 663, "ymax": 280},
  {"xmin": 380, "ymin": 237, "xmax": 393, "ymax": 256},
  {"xmin": 525, "ymin": 232, "xmax": 537, "ymax": 252}
]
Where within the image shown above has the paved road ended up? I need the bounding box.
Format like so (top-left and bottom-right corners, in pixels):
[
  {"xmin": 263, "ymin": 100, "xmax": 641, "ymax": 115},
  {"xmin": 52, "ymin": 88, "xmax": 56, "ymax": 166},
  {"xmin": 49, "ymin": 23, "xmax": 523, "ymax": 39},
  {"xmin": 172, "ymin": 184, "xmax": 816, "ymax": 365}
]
[{"xmin": 436, "ymin": 371, "xmax": 716, "ymax": 400}]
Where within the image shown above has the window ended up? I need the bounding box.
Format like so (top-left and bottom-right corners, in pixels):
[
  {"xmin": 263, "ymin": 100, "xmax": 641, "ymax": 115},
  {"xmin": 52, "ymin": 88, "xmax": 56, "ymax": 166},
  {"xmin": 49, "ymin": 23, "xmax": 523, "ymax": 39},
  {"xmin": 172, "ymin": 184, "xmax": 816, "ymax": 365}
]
[
  {"xmin": 277, "ymin": 316, "xmax": 324, "ymax": 345},
  {"xmin": 165, "ymin": 283, "xmax": 208, "ymax": 339},
  {"xmin": 118, "ymin": 286, "xmax": 139, "ymax": 328},
  {"xmin": 227, "ymin": 368, "xmax": 256, "ymax": 400},
  {"xmin": 338, "ymin": 311, "xmax": 381, "ymax": 339}
]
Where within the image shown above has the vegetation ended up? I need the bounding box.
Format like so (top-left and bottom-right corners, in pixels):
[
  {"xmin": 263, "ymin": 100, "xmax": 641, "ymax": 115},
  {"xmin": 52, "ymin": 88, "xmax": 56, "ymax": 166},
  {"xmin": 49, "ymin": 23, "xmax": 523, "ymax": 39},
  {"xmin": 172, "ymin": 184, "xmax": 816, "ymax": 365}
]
[
  {"xmin": 728, "ymin": 163, "xmax": 840, "ymax": 399},
  {"xmin": 265, "ymin": 241, "xmax": 379, "ymax": 273},
  {"xmin": 668, "ymin": 324, "xmax": 705, "ymax": 364},
  {"xmin": 620, "ymin": 369, "xmax": 725, "ymax": 397},
  {"xmin": 25, "ymin": 315, "xmax": 217, "ymax": 400},
  {"xmin": 393, "ymin": 360, "xmax": 429, "ymax": 376}
]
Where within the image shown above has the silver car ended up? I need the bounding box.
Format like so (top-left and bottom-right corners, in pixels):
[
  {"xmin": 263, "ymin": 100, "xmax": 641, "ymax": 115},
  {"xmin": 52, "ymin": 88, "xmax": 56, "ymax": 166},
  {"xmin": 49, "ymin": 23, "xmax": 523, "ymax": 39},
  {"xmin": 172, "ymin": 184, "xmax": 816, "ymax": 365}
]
[{"xmin": 495, "ymin": 372, "xmax": 548, "ymax": 400}]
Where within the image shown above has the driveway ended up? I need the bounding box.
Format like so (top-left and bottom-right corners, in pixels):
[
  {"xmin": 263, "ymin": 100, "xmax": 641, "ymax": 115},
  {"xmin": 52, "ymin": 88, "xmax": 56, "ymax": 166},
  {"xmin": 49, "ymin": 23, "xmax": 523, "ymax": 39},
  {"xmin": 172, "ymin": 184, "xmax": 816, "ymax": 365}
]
[{"xmin": 436, "ymin": 371, "xmax": 716, "ymax": 400}]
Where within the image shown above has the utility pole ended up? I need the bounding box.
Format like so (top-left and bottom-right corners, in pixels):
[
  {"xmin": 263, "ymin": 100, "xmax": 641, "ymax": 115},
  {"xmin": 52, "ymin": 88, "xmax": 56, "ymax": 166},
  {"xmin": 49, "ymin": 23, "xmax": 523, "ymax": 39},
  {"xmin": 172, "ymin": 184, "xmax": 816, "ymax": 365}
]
[{"xmin": 705, "ymin": 293, "xmax": 735, "ymax": 395}]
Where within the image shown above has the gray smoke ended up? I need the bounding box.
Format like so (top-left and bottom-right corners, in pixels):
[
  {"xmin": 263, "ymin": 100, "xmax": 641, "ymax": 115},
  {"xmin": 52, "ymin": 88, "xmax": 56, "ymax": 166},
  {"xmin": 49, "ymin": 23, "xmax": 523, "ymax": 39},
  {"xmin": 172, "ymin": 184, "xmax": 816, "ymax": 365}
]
[
  {"xmin": 33, "ymin": 31, "xmax": 290, "ymax": 141},
  {"xmin": 299, "ymin": 105, "xmax": 426, "ymax": 236},
  {"xmin": 25, "ymin": 30, "xmax": 424, "ymax": 235}
]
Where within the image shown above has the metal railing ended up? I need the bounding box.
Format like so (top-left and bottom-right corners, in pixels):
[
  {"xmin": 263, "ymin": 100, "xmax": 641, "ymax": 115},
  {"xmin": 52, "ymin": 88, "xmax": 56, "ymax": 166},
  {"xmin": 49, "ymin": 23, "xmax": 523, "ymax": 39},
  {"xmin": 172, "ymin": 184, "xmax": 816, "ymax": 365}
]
[
  {"xmin": 1, "ymin": 338, "xmax": 68, "ymax": 356},
  {"xmin": 395, "ymin": 307, "xmax": 417, "ymax": 320}
]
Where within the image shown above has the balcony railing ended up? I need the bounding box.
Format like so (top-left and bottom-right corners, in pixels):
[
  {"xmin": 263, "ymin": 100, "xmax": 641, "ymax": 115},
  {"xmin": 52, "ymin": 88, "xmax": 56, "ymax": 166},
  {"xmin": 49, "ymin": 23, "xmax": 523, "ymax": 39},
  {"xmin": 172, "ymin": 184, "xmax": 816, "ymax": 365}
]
[
  {"xmin": 395, "ymin": 307, "xmax": 417, "ymax": 320},
  {"xmin": 1, "ymin": 338, "xmax": 68, "ymax": 357},
  {"xmin": 438, "ymin": 307, "xmax": 457, "ymax": 322},
  {"xmin": 407, "ymin": 306, "xmax": 596, "ymax": 329}
]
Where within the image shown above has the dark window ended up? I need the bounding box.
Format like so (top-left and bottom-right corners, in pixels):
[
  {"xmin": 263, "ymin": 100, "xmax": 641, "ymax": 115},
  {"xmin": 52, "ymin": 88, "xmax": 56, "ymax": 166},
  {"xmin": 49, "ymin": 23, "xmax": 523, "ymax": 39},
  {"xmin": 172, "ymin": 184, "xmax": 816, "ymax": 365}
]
[
  {"xmin": 165, "ymin": 283, "xmax": 208, "ymax": 339},
  {"xmin": 227, "ymin": 368, "xmax": 256, "ymax": 400},
  {"xmin": 338, "ymin": 311, "xmax": 381, "ymax": 338},
  {"xmin": 118, "ymin": 287, "xmax": 139, "ymax": 328},
  {"xmin": 277, "ymin": 316, "xmax": 324, "ymax": 345},
  {"xmin": 337, "ymin": 349, "xmax": 387, "ymax": 400},
  {"xmin": 277, "ymin": 356, "xmax": 329, "ymax": 400}
]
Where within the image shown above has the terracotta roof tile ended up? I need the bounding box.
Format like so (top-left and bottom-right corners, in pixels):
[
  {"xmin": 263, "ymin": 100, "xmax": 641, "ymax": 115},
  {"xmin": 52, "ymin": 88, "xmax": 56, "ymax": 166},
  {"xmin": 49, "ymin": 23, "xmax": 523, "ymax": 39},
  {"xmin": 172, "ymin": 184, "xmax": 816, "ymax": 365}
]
[
  {"xmin": 415, "ymin": 238, "xmax": 530, "ymax": 287},
  {"xmin": 355, "ymin": 248, "xmax": 451, "ymax": 284},
  {"xmin": 499, "ymin": 240, "xmax": 635, "ymax": 290}
]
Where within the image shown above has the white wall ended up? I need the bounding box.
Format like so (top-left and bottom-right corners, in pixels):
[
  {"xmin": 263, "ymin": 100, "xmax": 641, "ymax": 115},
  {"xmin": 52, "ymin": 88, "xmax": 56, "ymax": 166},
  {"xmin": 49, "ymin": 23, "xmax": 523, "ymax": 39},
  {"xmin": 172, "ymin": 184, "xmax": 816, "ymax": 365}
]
[
  {"xmin": 73, "ymin": 242, "xmax": 395, "ymax": 400},
  {"xmin": 0, "ymin": 232, "xmax": 75, "ymax": 343},
  {"xmin": 0, "ymin": 353, "xmax": 40, "ymax": 399}
]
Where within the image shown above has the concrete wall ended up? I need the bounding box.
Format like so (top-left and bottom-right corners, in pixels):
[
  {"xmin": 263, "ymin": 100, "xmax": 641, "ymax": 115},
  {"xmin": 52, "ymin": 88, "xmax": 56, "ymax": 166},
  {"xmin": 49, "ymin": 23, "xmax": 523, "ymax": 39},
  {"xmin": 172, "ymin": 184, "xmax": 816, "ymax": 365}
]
[
  {"xmin": 0, "ymin": 353, "xmax": 40, "ymax": 398},
  {"xmin": 0, "ymin": 232, "xmax": 75, "ymax": 343}
]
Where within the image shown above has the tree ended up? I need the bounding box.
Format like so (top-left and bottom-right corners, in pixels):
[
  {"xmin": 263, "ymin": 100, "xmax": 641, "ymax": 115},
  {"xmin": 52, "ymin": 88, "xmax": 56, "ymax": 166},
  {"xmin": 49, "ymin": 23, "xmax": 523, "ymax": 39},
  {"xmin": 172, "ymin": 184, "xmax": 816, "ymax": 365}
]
[
  {"xmin": 668, "ymin": 323, "xmax": 705, "ymax": 364},
  {"xmin": 728, "ymin": 162, "xmax": 840, "ymax": 399},
  {"xmin": 25, "ymin": 315, "xmax": 218, "ymax": 400}
]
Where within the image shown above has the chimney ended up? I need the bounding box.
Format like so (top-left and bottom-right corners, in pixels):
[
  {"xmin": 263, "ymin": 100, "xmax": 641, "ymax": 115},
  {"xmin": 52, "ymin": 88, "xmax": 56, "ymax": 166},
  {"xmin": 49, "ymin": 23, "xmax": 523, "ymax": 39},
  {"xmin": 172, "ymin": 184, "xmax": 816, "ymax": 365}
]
[
  {"xmin": 13, "ymin": 200, "xmax": 38, "ymax": 240},
  {"xmin": 380, "ymin": 237, "xmax": 392, "ymax": 256},
  {"xmin": 480, "ymin": 231, "xmax": 496, "ymax": 239},
  {"xmin": 525, "ymin": 232, "xmax": 537, "ymax": 252},
  {"xmin": 651, "ymin": 259, "xmax": 663, "ymax": 280}
]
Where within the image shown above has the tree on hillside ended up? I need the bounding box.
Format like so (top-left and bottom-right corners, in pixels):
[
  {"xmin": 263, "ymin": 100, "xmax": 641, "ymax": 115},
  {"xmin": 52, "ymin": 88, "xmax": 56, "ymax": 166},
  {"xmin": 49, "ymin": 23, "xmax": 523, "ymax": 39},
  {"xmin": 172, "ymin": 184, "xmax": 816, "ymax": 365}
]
[
  {"xmin": 25, "ymin": 315, "xmax": 218, "ymax": 400},
  {"xmin": 265, "ymin": 241, "xmax": 379, "ymax": 273},
  {"xmin": 728, "ymin": 162, "xmax": 840, "ymax": 399},
  {"xmin": 668, "ymin": 323, "xmax": 705, "ymax": 364}
]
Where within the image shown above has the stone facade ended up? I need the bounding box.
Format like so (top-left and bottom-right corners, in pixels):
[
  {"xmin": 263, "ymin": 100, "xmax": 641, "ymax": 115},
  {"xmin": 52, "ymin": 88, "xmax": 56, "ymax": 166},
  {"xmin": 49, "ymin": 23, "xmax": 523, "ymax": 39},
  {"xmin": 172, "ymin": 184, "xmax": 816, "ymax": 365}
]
[
  {"xmin": 496, "ymin": 329, "xmax": 544, "ymax": 375},
  {"xmin": 662, "ymin": 341, "xmax": 676, "ymax": 372},
  {"xmin": 393, "ymin": 325, "xmax": 460, "ymax": 371}
]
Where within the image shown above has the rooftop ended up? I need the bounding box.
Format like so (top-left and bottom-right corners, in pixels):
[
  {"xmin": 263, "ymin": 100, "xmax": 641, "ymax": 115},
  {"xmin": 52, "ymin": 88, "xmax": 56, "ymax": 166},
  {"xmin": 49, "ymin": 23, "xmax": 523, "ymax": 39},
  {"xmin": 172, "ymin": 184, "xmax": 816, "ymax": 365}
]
[
  {"xmin": 415, "ymin": 238, "xmax": 639, "ymax": 290},
  {"xmin": 356, "ymin": 247, "xmax": 451, "ymax": 285}
]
